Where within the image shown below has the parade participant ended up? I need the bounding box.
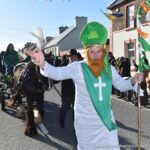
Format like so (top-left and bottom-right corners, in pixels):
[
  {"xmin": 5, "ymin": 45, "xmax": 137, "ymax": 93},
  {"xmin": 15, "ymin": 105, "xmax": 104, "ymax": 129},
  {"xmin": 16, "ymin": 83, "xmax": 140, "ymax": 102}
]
[
  {"xmin": 0, "ymin": 51, "xmax": 5, "ymax": 74},
  {"xmin": 59, "ymin": 49, "xmax": 78, "ymax": 128},
  {"xmin": 26, "ymin": 21, "xmax": 143, "ymax": 150},
  {"xmin": 146, "ymin": 71, "xmax": 150, "ymax": 90},
  {"xmin": 3, "ymin": 43, "xmax": 19, "ymax": 75}
]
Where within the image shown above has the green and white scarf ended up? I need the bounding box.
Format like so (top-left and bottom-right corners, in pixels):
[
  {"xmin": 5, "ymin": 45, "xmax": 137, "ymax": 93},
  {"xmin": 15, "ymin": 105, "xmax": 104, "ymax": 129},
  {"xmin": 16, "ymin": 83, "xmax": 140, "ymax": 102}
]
[{"xmin": 81, "ymin": 63, "xmax": 117, "ymax": 131}]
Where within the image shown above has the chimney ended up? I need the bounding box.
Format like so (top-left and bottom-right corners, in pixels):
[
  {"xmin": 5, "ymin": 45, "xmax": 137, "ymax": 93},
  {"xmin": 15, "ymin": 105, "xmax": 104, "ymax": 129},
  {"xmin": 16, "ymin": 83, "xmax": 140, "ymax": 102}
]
[
  {"xmin": 46, "ymin": 36, "xmax": 53, "ymax": 42},
  {"xmin": 59, "ymin": 26, "xmax": 69, "ymax": 34},
  {"xmin": 74, "ymin": 16, "xmax": 87, "ymax": 27}
]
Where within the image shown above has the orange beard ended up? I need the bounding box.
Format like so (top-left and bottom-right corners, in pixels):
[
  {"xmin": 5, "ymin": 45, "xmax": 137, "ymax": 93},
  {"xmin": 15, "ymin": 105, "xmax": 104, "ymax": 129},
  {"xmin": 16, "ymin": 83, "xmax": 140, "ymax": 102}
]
[{"xmin": 86, "ymin": 48, "xmax": 105, "ymax": 77}]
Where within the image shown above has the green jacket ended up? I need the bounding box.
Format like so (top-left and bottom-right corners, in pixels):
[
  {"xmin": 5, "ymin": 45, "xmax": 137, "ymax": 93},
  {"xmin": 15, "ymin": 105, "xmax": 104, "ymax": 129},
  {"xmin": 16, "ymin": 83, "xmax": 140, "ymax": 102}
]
[{"xmin": 3, "ymin": 50, "xmax": 19, "ymax": 66}]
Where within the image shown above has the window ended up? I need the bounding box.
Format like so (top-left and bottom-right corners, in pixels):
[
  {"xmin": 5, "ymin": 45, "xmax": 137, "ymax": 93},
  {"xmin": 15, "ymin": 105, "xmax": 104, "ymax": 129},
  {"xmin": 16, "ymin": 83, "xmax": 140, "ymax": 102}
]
[
  {"xmin": 128, "ymin": 43, "xmax": 134, "ymax": 51},
  {"xmin": 127, "ymin": 43, "xmax": 135, "ymax": 62},
  {"xmin": 126, "ymin": 4, "xmax": 135, "ymax": 28}
]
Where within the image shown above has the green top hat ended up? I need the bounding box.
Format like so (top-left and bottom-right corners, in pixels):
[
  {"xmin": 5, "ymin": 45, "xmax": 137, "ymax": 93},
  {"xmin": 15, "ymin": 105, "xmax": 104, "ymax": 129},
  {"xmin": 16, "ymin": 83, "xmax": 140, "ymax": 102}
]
[{"xmin": 80, "ymin": 21, "xmax": 108, "ymax": 48}]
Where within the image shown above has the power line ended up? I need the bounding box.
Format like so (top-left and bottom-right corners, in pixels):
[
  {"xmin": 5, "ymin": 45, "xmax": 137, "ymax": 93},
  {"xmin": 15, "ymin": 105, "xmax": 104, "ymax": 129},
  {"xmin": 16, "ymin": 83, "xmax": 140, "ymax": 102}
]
[
  {"xmin": 0, "ymin": 31, "xmax": 34, "ymax": 41},
  {"xmin": 0, "ymin": 25, "xmax": 30, "ymax": 32},
  {"xmin": 0, "ymin": 25, "xmax": 58, "ymax": 33}
]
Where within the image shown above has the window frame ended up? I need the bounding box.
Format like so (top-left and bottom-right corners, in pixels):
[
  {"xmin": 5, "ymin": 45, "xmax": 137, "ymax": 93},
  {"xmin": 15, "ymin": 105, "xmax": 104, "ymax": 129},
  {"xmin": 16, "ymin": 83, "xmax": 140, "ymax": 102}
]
[{"xmin": 125, "ymin": 3, "xmax": 135, "ymax": 30}]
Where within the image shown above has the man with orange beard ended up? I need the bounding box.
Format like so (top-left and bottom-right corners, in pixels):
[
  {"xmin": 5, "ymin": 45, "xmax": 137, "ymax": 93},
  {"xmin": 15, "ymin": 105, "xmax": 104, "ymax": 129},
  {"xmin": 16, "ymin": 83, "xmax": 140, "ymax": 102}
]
[{"xmin": 26, "ymin": 22, "xmax": 143, "ymax": 150}]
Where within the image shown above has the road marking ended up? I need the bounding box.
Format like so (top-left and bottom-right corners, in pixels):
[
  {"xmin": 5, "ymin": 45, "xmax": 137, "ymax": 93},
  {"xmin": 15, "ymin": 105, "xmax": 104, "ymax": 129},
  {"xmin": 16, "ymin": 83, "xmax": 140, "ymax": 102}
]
[
  {"xmin": 46, "ymin": 134, "xmax": 73, "ymax": 150},
  {"xmin": 39, "ymin": 123, "xmax": 48, "ymax": 134},
  {"xmin": 38, "ymin": 122, "xmax": 73, "ymax": 150}
]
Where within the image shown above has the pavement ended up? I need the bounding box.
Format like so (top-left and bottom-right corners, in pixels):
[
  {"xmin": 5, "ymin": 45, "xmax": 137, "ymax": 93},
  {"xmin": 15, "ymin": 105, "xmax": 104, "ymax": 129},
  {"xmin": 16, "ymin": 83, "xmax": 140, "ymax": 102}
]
[{"xmin": 0, "ymin": 83, "xmax": 150, "ymax": 150}]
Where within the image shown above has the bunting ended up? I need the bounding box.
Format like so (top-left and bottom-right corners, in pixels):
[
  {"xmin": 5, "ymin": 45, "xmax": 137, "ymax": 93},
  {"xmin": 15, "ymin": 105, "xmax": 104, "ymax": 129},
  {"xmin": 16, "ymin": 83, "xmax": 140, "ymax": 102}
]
[
  {"xmin": 112, "ymin": 12, "xmax": 124, "ymax": 17},
  {"xmin": 138, "ymin": 37, "xmax": 150, "ymax": 51},
  {"xmin": 37, "ymin": 0, "xmax": 71, "ymax": 2},
  {"xmin": 137, "ymin": 1, "xmax": 150, "ymax": 72},
  {"xmin": 138, "ymin": 51, "xmax": 150, "ymax": 72},
  {"xmin": 137, "ymin": 27, "xmax": 148, "ymax": 38},
  {"xmin": 100, "ymin": 9, "xmax": 123, "ymax": 21},
  {"xmin": 137, "ymin": 0, "xmax": 150, "ymax": 47}
]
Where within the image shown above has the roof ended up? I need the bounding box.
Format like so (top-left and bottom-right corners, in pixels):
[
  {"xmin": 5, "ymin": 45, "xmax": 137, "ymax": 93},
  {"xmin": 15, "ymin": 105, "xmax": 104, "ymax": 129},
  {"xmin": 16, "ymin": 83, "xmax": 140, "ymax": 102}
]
[
  {"xmin": 45, "ymin": 25, "xmax": 76, "ymax": 48},
  {"xmin": 107, "ymin": 0, "xmax": 128, "ymax": 9}
]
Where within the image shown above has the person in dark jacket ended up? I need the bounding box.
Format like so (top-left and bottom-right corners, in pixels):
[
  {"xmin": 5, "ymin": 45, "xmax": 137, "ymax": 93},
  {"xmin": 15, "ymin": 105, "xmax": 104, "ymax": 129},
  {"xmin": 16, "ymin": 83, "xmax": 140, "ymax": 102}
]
[
  {"xmin": 0, "ymin": 51, "xmax": 5, "ymax": 74},
  {"xmin": 59, "ymin": 49, "xmax": 78, "ymax": 128},
  {"xmin": 3, "ymin": 43, "xmax": 19, "ymax": 75}
]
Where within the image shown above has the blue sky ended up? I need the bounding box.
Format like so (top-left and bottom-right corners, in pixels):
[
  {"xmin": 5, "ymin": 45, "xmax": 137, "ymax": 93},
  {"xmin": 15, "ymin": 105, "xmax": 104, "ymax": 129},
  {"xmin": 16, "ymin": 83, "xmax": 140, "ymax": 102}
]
[{"xmin": 0, "ymin": 0, "xmax": 114, "ymax": 51}]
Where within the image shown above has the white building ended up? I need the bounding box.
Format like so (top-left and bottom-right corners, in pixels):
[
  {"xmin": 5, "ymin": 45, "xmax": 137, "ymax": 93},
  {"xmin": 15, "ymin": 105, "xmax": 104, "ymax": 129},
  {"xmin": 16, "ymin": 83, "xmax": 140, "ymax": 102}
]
[
  {"xmin": 108, "ymin": 0, "xmax": 150, "ymax": 66},
  {"xmin": 44, "ymin": 16, "xmax": 87, "ymax": 56}
]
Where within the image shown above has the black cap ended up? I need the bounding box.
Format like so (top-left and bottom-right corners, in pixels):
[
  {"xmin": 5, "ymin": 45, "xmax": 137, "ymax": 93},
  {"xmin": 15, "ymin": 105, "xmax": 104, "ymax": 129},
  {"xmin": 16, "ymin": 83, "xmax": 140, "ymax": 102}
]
[
  {"xmin": 77, "ymin": 52, "xmax": 83, "ymax": 60},
  {"xmin": 69, "ymin": 49, "xmax": 77, "ymax": 56}
]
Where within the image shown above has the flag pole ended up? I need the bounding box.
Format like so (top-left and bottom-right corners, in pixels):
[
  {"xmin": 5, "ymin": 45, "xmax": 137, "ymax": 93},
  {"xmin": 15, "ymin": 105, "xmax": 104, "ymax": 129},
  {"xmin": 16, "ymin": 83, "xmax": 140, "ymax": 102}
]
[
  {"xmin": 136, "ymin": 0, "xmax": 150, "ymax": 148},
  {"xmin": 137, "ymin": 81, "xmax": 141, "ymax": 150},
  {"xmin": 137, "ymin": 27, "xmax": 141, "ymax": 150}
]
